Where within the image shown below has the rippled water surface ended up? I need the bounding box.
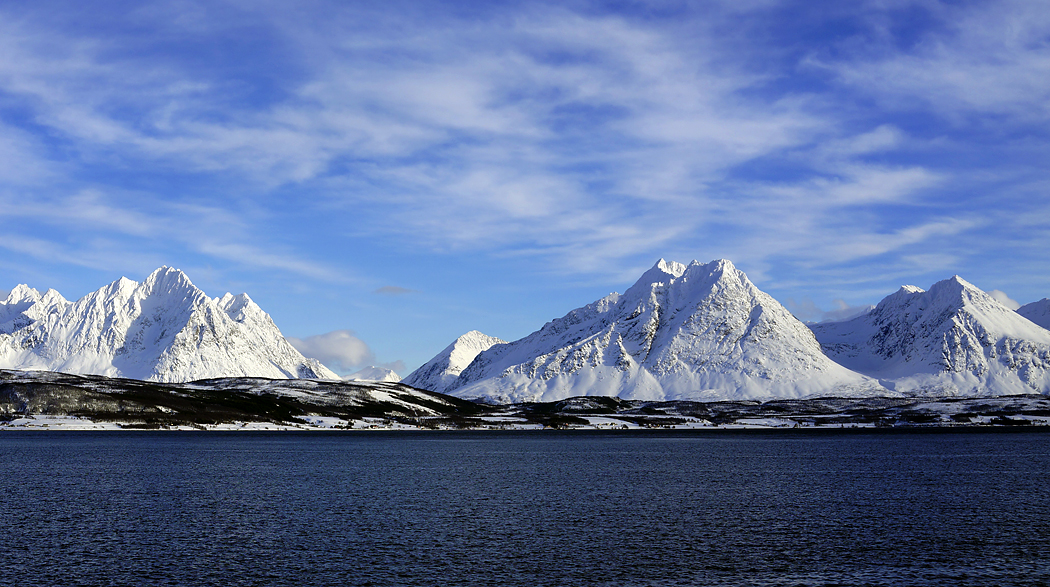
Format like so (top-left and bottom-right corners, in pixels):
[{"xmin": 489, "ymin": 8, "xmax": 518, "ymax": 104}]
[{"xmin": 2, "ymin": 430, "xmax": 1048, "ymax": 586}]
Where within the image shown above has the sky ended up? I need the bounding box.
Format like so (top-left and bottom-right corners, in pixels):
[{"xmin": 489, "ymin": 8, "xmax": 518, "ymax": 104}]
[{"xmin": 0, "ymin": 0, "xmax": 1048, "ymax": 375}]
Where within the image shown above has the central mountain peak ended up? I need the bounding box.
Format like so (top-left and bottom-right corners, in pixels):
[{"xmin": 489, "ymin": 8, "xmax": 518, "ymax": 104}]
[
  {"xmin": 423, "ymin": 259, "xmax": 878, "ymax": 403},
  {"xmin": 140, "ymin": 266, "xmax": 201, "ymax": 299}
]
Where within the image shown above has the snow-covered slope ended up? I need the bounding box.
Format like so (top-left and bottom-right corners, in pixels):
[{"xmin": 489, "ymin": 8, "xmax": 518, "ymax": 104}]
[
  {"xmin": 344, "ymin": 366, "xmax": 402, "ymax": 383},
  {"xmin": 1018, "ymin": 299, "xmax": 1050, "ymax": 331},
  {"xmin": 811, "ymin": 277, "xmax": 1050, "ymax": 396},
  {"xmin": 442, "ymin": 259, "xmax": 882, "ymax": 404},
  {"xmin": 402, "ymin": 330, "xmax": 506, "ymax": 393},
  {"xmin": 0, "ymin": 267, "xmax": 338, "ymax": 382}
]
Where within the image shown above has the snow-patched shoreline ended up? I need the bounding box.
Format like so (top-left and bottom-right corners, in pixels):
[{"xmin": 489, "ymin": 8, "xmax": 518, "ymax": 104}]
[{"xmin": 6, "ymin": 406, "xmax": 1049, "ymax": 431}]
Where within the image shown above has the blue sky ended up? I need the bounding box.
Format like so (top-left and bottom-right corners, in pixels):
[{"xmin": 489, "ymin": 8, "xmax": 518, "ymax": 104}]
[{"xmin": 1, "ymin": 0, "xmax": 1048, "ymax": 375}]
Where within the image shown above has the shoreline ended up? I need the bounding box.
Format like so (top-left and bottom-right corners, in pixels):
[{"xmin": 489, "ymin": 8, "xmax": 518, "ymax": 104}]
[{"xmin": 4, "ymin": 413, "xmax": 1049, "ymax": 432}]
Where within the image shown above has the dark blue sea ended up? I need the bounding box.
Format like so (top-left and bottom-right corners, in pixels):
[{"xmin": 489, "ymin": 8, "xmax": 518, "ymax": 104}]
[{"xmin": 1, "ymin": 430, "xmax": 1048, "ymax": 586}]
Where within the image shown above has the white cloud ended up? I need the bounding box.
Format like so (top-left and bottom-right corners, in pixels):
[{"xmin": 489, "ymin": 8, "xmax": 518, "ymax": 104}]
[
  {"xmin": 0, "ymin": 187, "xmax": 343, "ymax": 282},
  {"xmin": 818, "ymin": 0, "xmax": 1050, "ymax": 121},
  {"xmin": 286, "ymin": 330, "xmax": 375, "ymax": 374},
  {"xmin": 787, "ymin": 298, "xmax": 875, "ymax": 323},
  {"xmin": 0, "ymin": 0, "xmax": 1044, "ymax": 297},
  {"xmin": 987, "ymin": 289, "xmax": 1021, "ymax": 310},
  {"xmin": 0, "ymin": 4, "xmax": 827, "ymax": 279}
]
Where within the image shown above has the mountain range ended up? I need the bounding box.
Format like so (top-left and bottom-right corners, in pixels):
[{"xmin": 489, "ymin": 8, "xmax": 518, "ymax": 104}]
[
  {"xmin": 811, "ymin": 277, "xmax": 1050, "ymax": 395},
  {"xmin": 4, "ymin": 261, "xmax": 1049, "ymax": 401},
  {"xmin": 408, "ymin": 259, "xmax": 1050, "ymax": 403},
  {"xmin": 0, "ymin": 267, "xmax": 336, "ymax": 382}
]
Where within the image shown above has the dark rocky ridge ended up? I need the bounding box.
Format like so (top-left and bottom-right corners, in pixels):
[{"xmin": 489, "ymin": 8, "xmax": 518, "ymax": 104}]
[{"xmin": 2, "ymin": 370, "xmax": 1049, "ymax": 430}]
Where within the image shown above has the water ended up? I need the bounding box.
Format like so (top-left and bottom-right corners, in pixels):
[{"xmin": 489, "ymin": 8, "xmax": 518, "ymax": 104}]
[{"xmin": 1, "ymin": 430, "xmax": 1048, "ymax": 586}]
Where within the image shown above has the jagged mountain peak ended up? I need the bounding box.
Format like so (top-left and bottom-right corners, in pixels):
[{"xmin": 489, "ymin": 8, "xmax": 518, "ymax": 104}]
[
  {"xmin": 926, "ymin": 274, "xmax": 982, "ymax": 303},
  {"xmin": 6, "ymin": 284, "xmax": 42, "ymax": 305},
  {"xmin": 39, "ymin": 288, "xmax": 67, "ymax": 304},
  {"xmin": 458, "ymin": 329, "xmax": 501, "ymax": 343},
  {"xmin": 683, "ymin": 257, "xmax": 746, "ymax": 288},
  {"xmin": 0, "ymin": 267, "xmax": 337, "ymax": 382},
  {"xmin": 623, "ymin": 259, "xmax": 686, "ymax": 299},
  {"xmin": 444, "ymin": 259, "xmax": 877, "ymax": 404},
  {"xmin": 139, "ymin": 266, "xmax": 203, "ymax": 300},
  {"xmin": 866, "ymin": 276, "xmax": 1014, "ymax": 330},
  {"xmin": 217, "ymin": 292, "xmax": 265, "ymax": 323},
  {"xmin": 812, "ymin": 274, "xmax": 1050, "ymax": 395},
  {"xmin": 654, "ymin": 258, "xmax": 689, "ymax": 277},
  {"xmin": 629, "ymin": 258, "xmax": 738, "ymax": 286},
  {"xmin": 623, "ymin": 258, "xmax": 746, "ymax": 309}
]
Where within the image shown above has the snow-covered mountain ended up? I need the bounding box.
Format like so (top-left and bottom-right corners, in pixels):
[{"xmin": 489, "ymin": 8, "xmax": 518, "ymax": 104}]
[
  {"xmin": 435, "ymin": 259, "xmax": 882, "ymax": 404},
  {"xmin": 344, "ymin": 366, "xmax": 402, "ymax": 383},
  {"xmin": 1018, "ymin": 299, "xmax": 1050, "ymax": 331},
  {"xmin": 402, "ymin": 330, "xmax": 506, "ymax": 393},
  {"xmin": 0, "ymin": 267, "xmax": 338, "ymax": 382},
  {"xmin": 811, "ymin": 276, "xmax": 1050, "ymax": 395}
]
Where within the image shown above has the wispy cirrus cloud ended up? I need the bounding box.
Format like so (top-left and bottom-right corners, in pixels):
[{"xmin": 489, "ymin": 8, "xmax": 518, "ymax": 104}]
[
  {"xmin": 818, "ymin": 0, "xmax": 1050, "ymax": 121},
  {"xmin": 0, "ymin": 0, "xmax": 1048, "ymax": 326}
]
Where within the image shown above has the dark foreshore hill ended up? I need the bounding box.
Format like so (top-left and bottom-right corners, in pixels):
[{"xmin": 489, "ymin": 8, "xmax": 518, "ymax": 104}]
[{"xmin": 2, "ymin": 369, "xmax": 1049, "ymax": 431}]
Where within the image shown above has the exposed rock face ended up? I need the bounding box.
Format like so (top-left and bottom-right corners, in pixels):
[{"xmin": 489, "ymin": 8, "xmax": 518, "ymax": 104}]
[{"xmin": 0, "ymin": 267, "xmax": 337, "ymax": 382}]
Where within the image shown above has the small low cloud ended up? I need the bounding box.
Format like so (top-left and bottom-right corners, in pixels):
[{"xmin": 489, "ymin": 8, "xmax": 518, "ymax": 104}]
[
  {"xmin": 287, "ymin": 329, "xmax": 375, "ymax": 373},
  {"xmin": 288, "ymin": 329, "xmax": 407, "ymax": 375},
  {"xmin": 0, "ymin": 289, "xmax": 8, "ymax": 300},
  {"xmin": 788, "ymin": 298, "xmax": 874, "ymax": 324},
  {"xmin": 986, "ymin": 289, "xmax": 1021, "ymax": 310},
  {"xmin": 374, "ymin": 286, "xmax": 417, "ymax": 296}
]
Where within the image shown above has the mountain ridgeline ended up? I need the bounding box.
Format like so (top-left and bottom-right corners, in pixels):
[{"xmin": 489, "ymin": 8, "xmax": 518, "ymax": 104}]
[
  {"xmin": 408, "ymin": 259, "xmax": 1050, "ymax": 403},
  {"xmin": 3, "ymin": 261, "xmax": 1049, "ymax": 403},
  {"xmin": 810, "ymin": 276, "xmax": 1050, "ymax": 395},
  {"xmin": 0, "ymin": 267, "xmax": 337, "ymax": 382}
]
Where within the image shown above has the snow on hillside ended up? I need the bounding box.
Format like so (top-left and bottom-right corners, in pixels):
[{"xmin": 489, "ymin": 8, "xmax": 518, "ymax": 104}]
[
  {"xmin": 1018, "ymin": 299, "xmax": 1050, "ymax": 331},
  {"xmin": 344, "ymin": 366, "xmax": 402, "ymax": 382},
  {"xmin": 441, "ymin": 259, "xmax": 883, "ymax": 404},
  {"xmin": 402, "ymin": 330, "xmax": 506, "ymax": 393},
  {"xmin": 811, "ymin": 276, "xmax": 1050, "ymax": 396},
  {"xmin": 0, "ymin": 267, "xmax": 338, "ymax": 382}
]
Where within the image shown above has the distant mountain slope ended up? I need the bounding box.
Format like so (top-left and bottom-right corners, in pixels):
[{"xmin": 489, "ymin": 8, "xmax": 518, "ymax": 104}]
[
  {"xmin": 344, "ymin": 366, "xmax": 402, "ymax": 382},
  {"xmin": 1018, "ymin": 299, "xmax": 1050, "ymax": 330},
  {"xmin": 402, "ymin": 330, "xmax": 506, "ymax": 393},
  {"xmin": 442, "ymin": 259, "xmax": 881, "ymax": 403},
  {"xmin": 811, "ymin": 277, "xmax": 1050, "ymax": 395},
  {"xmin": 0, "ymin": 267, "xmax": 337, "ymax": 382}
]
